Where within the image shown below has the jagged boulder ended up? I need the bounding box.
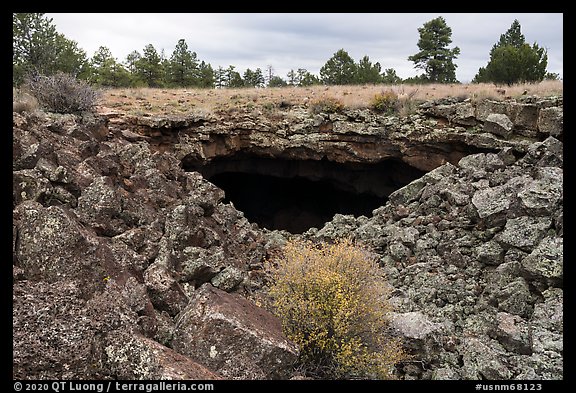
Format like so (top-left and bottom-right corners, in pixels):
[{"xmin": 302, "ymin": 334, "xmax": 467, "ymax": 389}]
[
  {"xmin": 102, "ymin": 331, "xmax": 221, "ymax": 380},
  {"xmin": 13, "ymin": 280, "xmax": 98, "ymax": 379},
  {"xmin": 419, "ymin": 100, "xmax": 478, "ymax": 126},
  {"xmin": 489, "ymin": 312, "xmax": 533, "ymax": 355},
  {"xmin": 537, "ymin": 106, "xmax": 563, "ymax": 137},
  {"xmin": 460, "ymin": 337, "xmax": 512, "ymax": 380},
  {"xmin": 484, "ymin": 113, "xmax": 514, "ymax": 138},
  {"xmin": 172, "ymin": 284, "xmax": 298, "ymax": 379}
]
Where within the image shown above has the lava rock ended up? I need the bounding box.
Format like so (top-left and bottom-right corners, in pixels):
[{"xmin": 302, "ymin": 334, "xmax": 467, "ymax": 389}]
[{"xmin": 172, "ymin": 284, "xmax": 298, "ymax": 379}]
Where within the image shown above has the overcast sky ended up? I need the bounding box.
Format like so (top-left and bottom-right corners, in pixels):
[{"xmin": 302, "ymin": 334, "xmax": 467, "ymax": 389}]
[{"xmin": 46, "ymin": 13, "xmax": 563, "ymax": 83}]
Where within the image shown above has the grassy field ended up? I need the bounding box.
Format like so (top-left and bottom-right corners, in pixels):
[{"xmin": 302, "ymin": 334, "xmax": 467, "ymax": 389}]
[{"xmin": 97, "ymin": 80, "xmax": 562, "ymax": 117}]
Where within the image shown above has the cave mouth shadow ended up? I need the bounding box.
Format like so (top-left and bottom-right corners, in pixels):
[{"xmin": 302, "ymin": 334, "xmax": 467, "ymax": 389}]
[
  {"xmin": 183, "ymin": 155, "xmax": 426, "ymax": 234},
  {"xmin": 210, "ymin": 172, "xmax": 384, "ymax": 234}
]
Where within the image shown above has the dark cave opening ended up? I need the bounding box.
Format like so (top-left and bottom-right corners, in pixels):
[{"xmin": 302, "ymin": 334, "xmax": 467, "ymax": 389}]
[
  {"xmin": 183, "ymin": 154, "xmax": 427, "ymax": 234},
  {"xmin": 209, "ymin": 172, "xmax": 384, "ymax": 234}
]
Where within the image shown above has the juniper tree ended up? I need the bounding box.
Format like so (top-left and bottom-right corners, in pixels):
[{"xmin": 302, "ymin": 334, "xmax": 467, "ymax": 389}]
[{"xmin": 473, "ymin": 19, "xmax": 548, "ymax": 85}]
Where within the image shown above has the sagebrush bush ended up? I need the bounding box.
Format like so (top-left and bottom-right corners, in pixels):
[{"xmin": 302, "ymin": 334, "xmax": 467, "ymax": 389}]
[
  {"xmin": 24, "ymin": 72, "xmax": 101, "ymax": 114},
  {"xmin": 309, "ymin": 97, "xmax": 344, "ymax": 114},
  {"xmin": 370, "ymin": 90, "xmax": 399, "ymax": 114},
  {"xmin": 12, "ymin": 88, "xmax": 39, "ymax": 113},
  {"xmin": 269, "ymin": 238, "xmax": 406, "ymax": 379}
]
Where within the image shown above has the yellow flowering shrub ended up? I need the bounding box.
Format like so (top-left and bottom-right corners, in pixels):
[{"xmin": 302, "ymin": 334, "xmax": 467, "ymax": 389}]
[
  {"xmin": 370, "ymin": 90, "xmax": 399, "ymax": 114},
  {"xmin": 309, "ymin": 97, "xmax": 344, "ymax": 114},
  {"xmin": 268, "ymin": 238, "xmax": 406, "ymax": 379}
]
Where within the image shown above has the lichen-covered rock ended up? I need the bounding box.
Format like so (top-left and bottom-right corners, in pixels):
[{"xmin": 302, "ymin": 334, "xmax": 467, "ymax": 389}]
[
  {"xmin": 512, "ymin": 102, "xmax": 540, "ymax": 136},
  {"xmin": 475, "ymin": 241, "xmax": 505, "ymax": 265},
  {"xmin": 537, "ymin": 106, "xmax": 563, "ymax": 137},
  {"xmin": 489, "ymin": 312, "xmax": 533, "ymax": 355},
  {"xmin": 420, "ymin": 101, "xmax": 477, "ymax": 126},
  {"xmin": 520, "ymin": 237, "xmax": 563, "ymax": 286},
  {"xmin": 13, "ymin": 169, "xmax": 54, "ymax": 206},
  {"xmin": 484, "ymin": 113, "xmax": 514, "ymax": 138},
  {"xmin": 76, "ymin": 175, "xmax": 126, "ymax": 236},
  {"xmin": 389, "ymin": 311, "xmax": 445, "ymax": 357},
  {"xmin": 13, "ymin": 280, "xmax": 97, "ymax": 379},
  {"xmin": 14, "ymin": 202, "xmax": 107, "ymax": 292},
  {"xmin": 210, "ymin": 266, "xmax": 245, "ymax": 291},
  {"xmin": 496, "ymin": 216, "xmax": 552, "ymax": 252},
  {"xmin": 518, "ymin": 168, "xmax": 563, "ymax": 215},
  {"xmin": 388, "ymin": 163, "xmax": 456, "ymax": 205},
  {"xmin": 518, "ymin": 136, "xmax": 563, "ymax": 168},
  {"xmin": 103, "ymin": 331, "xmax": 221, "ymax": 380},
  {"xmin": 531, "ymin": 288, "xmax": 563, "ymax": 353},
  {"xmin": 460, "ymin": 337, "xmax": 512, "ymax": 379},
  {"xmin": 471, "ymin": 185, "xmax": 511, "ymax": 227},
  {"xmin": 13, "ymin": 111, "xmax": 277, "ymax": 380},
  {"xmin": 172, "ymin": 284, "xmax": 298, "ymax": 379},
  {"xmin": 475, "ymin": 100, "xmax": 511, "ymax": 122},
  {"xmin": 459, "ymin": 153, "xmax": 506, "ymax": 181},
  {"xmin": 305, "ymin": 134, "xmax": 562, "ymax": 380},
  {"xmin": 143, "ymin": 243, "xmax": 189, "ymax": 317}
]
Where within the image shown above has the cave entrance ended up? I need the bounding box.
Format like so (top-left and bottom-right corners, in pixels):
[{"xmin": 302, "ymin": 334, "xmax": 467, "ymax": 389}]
[{"xmin": 183, "ymin": 154, "xmax": 426, "ymax": 234}]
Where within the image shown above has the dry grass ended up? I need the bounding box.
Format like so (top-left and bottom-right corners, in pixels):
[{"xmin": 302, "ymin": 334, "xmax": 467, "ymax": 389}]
[{"xmin": 97, "ymin": 80, "xmax": 563, "ymax": 117}]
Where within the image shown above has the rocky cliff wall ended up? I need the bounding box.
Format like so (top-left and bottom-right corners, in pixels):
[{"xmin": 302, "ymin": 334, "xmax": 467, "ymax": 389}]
[{"xmin": 106, "ymin": 95, "xmax": 562, "ymax": 172}]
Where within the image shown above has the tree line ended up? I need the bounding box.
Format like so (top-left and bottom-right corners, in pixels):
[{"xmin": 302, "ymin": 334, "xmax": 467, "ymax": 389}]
[{"xmin": 13, "ymin": 14, "xmax": 559, "ymax": 89}]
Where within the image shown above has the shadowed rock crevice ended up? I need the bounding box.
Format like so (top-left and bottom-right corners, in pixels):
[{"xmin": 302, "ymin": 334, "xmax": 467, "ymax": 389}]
[{"xmin": 184, "ymin": 155, "xmax": 426, "ymax": 233}]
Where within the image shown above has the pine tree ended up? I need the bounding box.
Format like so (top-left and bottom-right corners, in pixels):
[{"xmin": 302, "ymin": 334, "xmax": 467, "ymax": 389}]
[
  {"xmin": 90, "ymin": 46, "xmax": 130, "ymax": 87},
  {"xmin": 495, "ymin": 19, "xmax": 525, "ymax": 49},
  {"xmin": 408, "ymin": 16, "xmax": 460, "ymax": 83},
  {"xmin": 355, "ymin": 55, "xmax": 382, "ymax": 84},
  {"xmin": 244, "ymin": 68, "xmax": 265, "ymax": 88},
  {"xmin": 320, "ymin": 49, "xmax": 357, "ymax": 85},
  {"xmin": 125, "ymin": 51, "xmax": 141, "ymax": 74},
  {"xmin": 225, "ymin": 65, "xmax": 244, "ymax": 88},
  {"xmin": 287, "ymin": 69, "xmax": 297, "ymax": 86},
  {"xmin": 197, "ymin": 61, "xmax": 215, "ymax": 88},
  {"xmin": 299, "ymin": 70, "xmax": 321, "ymax": 86},
  {"xmin": 214, "ymin": 66, "xmax": 226, "ymax": 88},
  {"xmin": 381, "ymin": 68, "xmax": 403, "ymax": 84},
  {"xmin": 134, "ymin": 44, "xmax": 164, "ymax": 87},
  {"xmin": 13, "ymin": 13, "xmax": 88, "ymax": 85},
  {"xmin": 168, "ymin": 39, "xmax": 199, "ymax": 87},
  {"xmin": 268, "ymin": 75, "xmax": 288, "ymax": 87},
  {"xmin": 296, "ymin": 68, "xmax": 308, "ymax": 85},
  {"xmin": 53, "ymin": 34, "xmax": 90, "ymax": 79}
]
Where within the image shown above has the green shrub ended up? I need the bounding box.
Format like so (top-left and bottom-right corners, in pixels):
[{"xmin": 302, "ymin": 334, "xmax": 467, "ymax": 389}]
[
  {"xmin": 269, "ymin": 238, "xmax": 406, "ymax": 379},
  {"xmin": 24, "ymin": 72, "xmax": 101, "ymax": 114},
  {"xmin": 309, "ymin": 97, "xmax": 344, "ymax": 114},
  {"xmin": 370, "ymin": 90, "xmax": 399, "ymax": 114}
]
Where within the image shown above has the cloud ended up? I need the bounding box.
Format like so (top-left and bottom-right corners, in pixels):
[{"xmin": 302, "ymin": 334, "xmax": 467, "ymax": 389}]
[{"xmin": 47, "ymin": 13, "xmax": 563, "ymax": 83}]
